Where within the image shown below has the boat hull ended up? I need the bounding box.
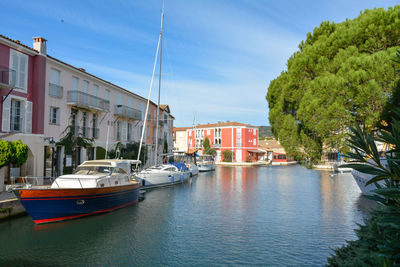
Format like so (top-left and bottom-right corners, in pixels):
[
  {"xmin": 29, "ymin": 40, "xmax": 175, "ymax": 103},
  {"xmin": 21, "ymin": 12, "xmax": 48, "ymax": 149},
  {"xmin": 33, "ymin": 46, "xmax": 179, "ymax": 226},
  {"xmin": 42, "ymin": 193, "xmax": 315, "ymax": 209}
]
[
  {"xmin": 15, "ymin": 184, "xmax": 140, "ymax": 224},
  {"xmin": 136, "ymin": 171, "xmax": 191, "ymax": 189},
  {"xmin": 198, "ymin": 164, "xmax": 215, "ymax": 172},
  {"xmin": 352, "ymin": 169, "xmax": 384, "ymax": 195}
]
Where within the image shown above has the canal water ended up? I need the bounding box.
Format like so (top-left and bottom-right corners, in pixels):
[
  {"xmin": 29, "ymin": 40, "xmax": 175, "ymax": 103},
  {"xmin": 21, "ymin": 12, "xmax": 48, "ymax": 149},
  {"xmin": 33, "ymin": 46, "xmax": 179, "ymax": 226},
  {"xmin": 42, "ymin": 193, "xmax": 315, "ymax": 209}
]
[{"xmin": 0, "ymin": 165, "xmax": 374, "ymax": 266}]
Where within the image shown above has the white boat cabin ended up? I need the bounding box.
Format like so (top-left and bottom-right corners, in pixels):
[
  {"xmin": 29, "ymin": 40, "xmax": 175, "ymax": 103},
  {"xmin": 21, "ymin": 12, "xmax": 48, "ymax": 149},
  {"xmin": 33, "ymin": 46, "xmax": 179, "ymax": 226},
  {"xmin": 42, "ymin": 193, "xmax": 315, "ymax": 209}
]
[{"xmin": 51, "ymin": 160, "xmax": 141, "ymax": 189}]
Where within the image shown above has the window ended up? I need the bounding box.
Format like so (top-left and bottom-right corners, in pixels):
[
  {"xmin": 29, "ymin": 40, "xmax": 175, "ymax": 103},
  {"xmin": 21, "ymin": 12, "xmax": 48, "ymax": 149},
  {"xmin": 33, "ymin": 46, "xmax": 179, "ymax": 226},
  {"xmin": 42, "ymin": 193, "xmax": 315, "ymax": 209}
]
[
  {"xmin": 72, "ymin": 77, "xmax": 79, "ymax": 90},
  {"xmin": 127, "ymin": 122, "xmax": 132, "ymax": 141},
  {"xmin": 118, "ymin": 93, "xmax": 122, "ymax": 105},
  {"xmin": 50, "ymin": 69, "xmax": 60, "ymax": 85},
  {"xmin": 116, "ymin": 121, "xmax": 121, "ymax": 141},
  {"xmin": 82, "ymin": 112, "xmax": 88, "ymax": 137},
  {"xmin": 92, "ymin": 114, "xmax": 98, "ymax": 138},
  {"xmin": 189, "ymin": 130, "xmax": 192, "ymax": 137},
  {"xmin": 83, "ymin": 81, "xmax": 89, "ymax": 105},
  {"xmin": 9, "ymin": 49, "xmax": 28, "ymax": 91},
  {"xmin": 253, "ymin": 129, "xmax": 257, "ymax": 135},
  {"xmin": 10, "ymin": 99, "xmax": 22, "ymax": 132},
  {"xmin": 49, "ymin": 107, "xmax": 59, "ymax": 124},
  {"xmin": 105, "ymin": 89, "xmax": 110, "ymax": 101},
  {"xmin": 207, "ymin": 129, "xmax": 210, "ymax": 135},
  {"xmin": 83, "ymin": 81, "xmax": 89, "ymax": 93},
  {"xmin": 253, "ymin": 138, "xmax": 256, "ymax": 145}
]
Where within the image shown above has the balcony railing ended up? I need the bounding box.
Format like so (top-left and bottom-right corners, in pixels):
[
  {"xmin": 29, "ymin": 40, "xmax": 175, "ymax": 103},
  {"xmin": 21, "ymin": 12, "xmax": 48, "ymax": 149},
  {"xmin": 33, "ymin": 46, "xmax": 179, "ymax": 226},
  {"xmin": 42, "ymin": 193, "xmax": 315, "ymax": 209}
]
[
  {"xmin": 81, "ymin": 126, "xmax": 91, "ymax": 138},
  {"xmin": 49, "ymin": 83, "xmax": 63, "ymax": 98},
  {"xmin": 0, "ymin": 66, "xmax": 16, "ymax": 89},
  {"xmin": 213, "ymin": 143, "xmax": 221, "ymax": 148},
  {"xmin": 67, "ymin": 90, "xmax": 110, "ymax": 111},
  {"xmin": 114, "ymin": 105, "xmax": 141, "ymax": 120}
]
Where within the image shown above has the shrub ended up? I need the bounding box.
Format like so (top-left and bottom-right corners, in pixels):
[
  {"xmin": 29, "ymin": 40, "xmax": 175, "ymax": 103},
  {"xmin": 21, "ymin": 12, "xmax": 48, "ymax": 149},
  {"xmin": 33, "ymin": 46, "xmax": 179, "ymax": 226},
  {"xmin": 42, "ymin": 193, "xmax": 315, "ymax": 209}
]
[
  {"xmin": 0, "ymin": 140, "xmax": 12, "ymax": 168},
  {"xmin": 222, "ymin": 150, "xmax": 232, "ymax": 162},
  {"xmin": 9, "ymin": 140, "xmax": 28, "ymax": 167}
]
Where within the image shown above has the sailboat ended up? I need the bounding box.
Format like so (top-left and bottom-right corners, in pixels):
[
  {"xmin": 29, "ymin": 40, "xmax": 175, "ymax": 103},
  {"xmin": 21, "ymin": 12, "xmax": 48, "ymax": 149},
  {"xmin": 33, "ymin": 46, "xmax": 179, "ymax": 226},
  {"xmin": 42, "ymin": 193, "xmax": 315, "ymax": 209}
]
[{"xmin": 135, "ymin": 9, "xmax": 192, "ymax": 188}]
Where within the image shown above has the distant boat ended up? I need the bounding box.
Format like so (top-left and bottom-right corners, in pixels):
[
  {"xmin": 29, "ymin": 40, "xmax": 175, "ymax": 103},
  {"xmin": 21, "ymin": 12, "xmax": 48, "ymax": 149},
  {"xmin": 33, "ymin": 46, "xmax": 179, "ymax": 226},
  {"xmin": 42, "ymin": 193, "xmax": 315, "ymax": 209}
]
[
  {"xmin": 136, "ymin": 163, "xmax": 191, "ymax": 189},
  {"xmin": 333, "ymin": 162, "xmax": 352, "ymax": 173},
  {"xmin": 197, "ymin": 155, "xmax": 215, "ymax": 172},
  {"xmin": 13, "ymin": 160, "xmax": 141, "ymax": 224}
]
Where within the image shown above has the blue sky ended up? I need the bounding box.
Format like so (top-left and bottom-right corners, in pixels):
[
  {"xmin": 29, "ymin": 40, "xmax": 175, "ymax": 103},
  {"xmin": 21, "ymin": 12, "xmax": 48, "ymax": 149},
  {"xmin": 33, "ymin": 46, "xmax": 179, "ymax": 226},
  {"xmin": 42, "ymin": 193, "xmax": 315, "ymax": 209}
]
[{"xmin": 1, "ymin": 0, "xmax": 398, "ymax": 127}]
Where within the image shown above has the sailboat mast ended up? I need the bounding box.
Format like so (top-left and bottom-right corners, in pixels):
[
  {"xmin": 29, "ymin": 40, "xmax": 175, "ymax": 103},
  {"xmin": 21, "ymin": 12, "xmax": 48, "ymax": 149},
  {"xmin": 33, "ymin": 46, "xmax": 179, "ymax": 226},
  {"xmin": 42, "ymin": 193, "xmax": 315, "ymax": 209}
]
[{"xmin": 154, "ymin": 10, "xmax": 164, "ymax": 165}]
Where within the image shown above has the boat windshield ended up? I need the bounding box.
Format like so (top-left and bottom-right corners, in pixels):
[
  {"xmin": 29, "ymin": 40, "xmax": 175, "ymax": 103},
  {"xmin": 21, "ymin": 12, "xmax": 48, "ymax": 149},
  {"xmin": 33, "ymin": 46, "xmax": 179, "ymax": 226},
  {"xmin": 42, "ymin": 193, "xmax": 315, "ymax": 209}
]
[{"xmin": 74, "ymin": 166, "xmax": 114, "ymax": 175}]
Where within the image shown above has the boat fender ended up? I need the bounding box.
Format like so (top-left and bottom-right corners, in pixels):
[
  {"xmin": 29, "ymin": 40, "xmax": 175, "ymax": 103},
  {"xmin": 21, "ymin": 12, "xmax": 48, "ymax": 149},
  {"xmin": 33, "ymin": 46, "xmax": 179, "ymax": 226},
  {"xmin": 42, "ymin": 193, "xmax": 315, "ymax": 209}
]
[
  {"xmin": 170, "ymin": 175, "xmax": 174, "ymax": 183},
  {"xmin": 190, "ymin": 172, "xmax": 192, "ymax": 177},
  {"xmin": 76, "ymin": 199, "xmax": 85, "ymax": 205},
  {"xmin": 180, "ymin": 173, "xmax": 184, "ymax": 182}
]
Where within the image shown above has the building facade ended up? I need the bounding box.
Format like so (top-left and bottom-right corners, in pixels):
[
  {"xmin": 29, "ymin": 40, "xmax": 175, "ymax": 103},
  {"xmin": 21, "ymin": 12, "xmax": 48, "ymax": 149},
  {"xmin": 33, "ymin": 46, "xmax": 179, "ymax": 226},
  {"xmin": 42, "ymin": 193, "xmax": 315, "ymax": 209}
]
[
  {"xmin": 0, "ymin": 36, "xmax": 46, "ymax": 188},
  {"xmin": 185, "ymin": 122, "xmax": 261, "ymax": 162},
  {"xmin": 0, "ymin": 35, "xmax": 174, "ymax": 191}
]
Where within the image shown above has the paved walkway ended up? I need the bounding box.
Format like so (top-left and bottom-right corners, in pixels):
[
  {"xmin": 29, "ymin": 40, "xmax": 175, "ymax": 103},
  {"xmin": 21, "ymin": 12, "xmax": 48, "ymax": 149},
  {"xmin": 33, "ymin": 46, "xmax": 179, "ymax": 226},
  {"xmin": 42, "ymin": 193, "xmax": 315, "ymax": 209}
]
[{"xmin": 0, "ymin": 191, "xmax": 17, "ymax": 202}]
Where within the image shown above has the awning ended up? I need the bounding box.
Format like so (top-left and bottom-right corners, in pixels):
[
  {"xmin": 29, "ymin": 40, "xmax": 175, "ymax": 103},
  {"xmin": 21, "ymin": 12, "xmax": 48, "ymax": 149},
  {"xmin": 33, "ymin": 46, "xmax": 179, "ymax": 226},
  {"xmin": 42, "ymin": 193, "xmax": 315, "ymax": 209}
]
[{"xmin": 247, "ymin": 150, "xmax": 265, "ymax": 154}]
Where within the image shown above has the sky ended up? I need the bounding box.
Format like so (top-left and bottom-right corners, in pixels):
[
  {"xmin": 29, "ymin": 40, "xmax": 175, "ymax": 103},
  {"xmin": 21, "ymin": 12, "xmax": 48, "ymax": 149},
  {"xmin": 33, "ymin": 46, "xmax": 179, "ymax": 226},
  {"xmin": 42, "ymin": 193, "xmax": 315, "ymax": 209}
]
[{"xmin": 1, "ymin": 0, "xmax": 399, "ymax": 127}]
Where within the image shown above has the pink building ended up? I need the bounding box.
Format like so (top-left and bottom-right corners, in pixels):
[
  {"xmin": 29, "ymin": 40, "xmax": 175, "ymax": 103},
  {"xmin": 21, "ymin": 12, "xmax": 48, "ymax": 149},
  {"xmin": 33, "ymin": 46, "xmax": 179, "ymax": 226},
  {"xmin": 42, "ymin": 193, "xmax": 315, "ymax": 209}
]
[
  {"xmin": 186, "ymin": 122, "xmax": 263, "ymax": 162},
  {"xmin": 0, "ymin": 35, "xmax": 47, "ymax": 187}
]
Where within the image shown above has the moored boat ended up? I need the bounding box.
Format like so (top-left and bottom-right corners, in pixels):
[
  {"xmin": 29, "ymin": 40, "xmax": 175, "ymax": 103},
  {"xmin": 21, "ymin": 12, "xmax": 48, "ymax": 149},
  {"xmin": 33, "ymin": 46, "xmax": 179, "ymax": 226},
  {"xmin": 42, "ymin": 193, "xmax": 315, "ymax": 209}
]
[
  {"xmin": 197, "ymin": 155, "xmax": 215, "ymax": 172},
  {"xmin": 13, "ymin": 159, "xmax": 141, "ymax": 224},
  {"xmin": 136, "ymin": 163, "xmax": 191, "ymax": 189}
]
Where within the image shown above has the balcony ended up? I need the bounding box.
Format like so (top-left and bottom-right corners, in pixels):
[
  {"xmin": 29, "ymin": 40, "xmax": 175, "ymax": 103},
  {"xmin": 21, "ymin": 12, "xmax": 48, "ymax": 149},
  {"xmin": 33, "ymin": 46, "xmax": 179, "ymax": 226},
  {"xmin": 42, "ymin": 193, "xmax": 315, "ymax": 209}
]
[
  {"xmin": 213, "ymin": 143, "xmax": 221, "ymax": 148},
  {"xmin": 67, "ymin": 90, "xmax": 110, "ymax": 111},
  {"xmin": 114, "ymin": 105, "xmax": 141, "ymax": 120},
  {"xmin": 81, "ymin": 127, "xmax": 91, "ymax": 138},
  {"xmin": 49, "ymin": 83, "xmax": 63, "ymax": 98},
  {"xmin": 0, "ymin": 66, "xmax": 16, "ymax": 90}
]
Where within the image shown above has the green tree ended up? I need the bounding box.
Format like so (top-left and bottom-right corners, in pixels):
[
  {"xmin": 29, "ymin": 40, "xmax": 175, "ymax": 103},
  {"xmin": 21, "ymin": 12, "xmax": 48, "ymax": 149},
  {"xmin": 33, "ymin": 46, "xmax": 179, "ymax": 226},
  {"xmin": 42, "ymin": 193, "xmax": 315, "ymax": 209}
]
[
  {"xmin": 203, "ymin": 137, "xmax": 210, "ymax": 151},
  {"xmin": 0, "ymin": 140, "xmax": 12, "ymax": 168},
  {"xmin": 9, "ymin": 140, "xmax": 28, "ymax": 167},
  {"xmin": 222, "ymin": 150, "xmax": 232, "ymax": 162},
  {"xmin": 266, "ymin": 6, "xmax": 400, "ymax": 163}
]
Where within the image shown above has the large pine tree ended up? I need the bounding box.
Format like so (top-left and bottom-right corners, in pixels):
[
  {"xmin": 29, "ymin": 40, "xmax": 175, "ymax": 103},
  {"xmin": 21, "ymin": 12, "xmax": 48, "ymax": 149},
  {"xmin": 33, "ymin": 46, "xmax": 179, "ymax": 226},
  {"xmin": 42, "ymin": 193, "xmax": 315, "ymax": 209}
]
[{"xmin": 266, "ymin": 6, "xmax": 400, "ymax": 162}]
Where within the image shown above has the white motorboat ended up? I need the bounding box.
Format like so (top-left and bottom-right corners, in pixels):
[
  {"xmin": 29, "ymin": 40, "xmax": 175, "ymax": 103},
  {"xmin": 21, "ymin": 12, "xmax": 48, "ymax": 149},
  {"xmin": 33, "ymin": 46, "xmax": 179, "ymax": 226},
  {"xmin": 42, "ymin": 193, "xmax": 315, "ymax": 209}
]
[
  {"xmin": 136, "ymin": 163, "xmax": 191, "ymax": 188},
  {"xmin": 333, "ymin": 161, "xmax": 352, "ymax": 173},
  {"xmin": 197, "ymin": 155, "xmax": 215, "ymax": 172},
  {"xmin": 351, "ymin": 158, "xmax": 387, "ymax": 195},
  {"xmin": 187, "ymin": 163, "xmax": 199, "ymax": 176}
]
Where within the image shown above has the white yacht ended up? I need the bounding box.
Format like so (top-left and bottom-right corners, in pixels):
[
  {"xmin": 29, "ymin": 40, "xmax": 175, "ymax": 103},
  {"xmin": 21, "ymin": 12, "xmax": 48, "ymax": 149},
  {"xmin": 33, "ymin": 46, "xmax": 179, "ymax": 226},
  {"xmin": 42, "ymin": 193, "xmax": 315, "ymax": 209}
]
[
  {"xmin": 351, "ymin": 158, "xmax": 387, "ymax": 195},
  {"xmin": 136, "ymin": 163, "xmax": 191, "ymax": 189},
  {"xmin": 197, "ymin": 155, "xmax": 215, "ymax": 172}
]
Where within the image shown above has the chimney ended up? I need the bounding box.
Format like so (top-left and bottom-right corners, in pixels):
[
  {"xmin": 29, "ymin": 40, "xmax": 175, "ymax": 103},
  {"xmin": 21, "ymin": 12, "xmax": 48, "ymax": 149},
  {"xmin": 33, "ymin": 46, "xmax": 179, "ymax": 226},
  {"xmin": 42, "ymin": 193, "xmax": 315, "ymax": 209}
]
[{"xmin": 32, "ymin": 37, "xmax": 47, "ymax": 55}]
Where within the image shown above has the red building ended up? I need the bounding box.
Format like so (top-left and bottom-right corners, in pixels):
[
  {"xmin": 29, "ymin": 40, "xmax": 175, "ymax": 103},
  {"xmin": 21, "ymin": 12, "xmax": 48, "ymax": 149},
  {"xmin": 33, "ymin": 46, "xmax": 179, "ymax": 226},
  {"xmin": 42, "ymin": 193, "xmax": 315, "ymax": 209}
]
[
  {"xmin": 0, "ymin": 35, "xmax": 47, "ymax": 184},
  {"xmin": 186, "ymin": 121, "xmax": 263, "ymax": 162}
]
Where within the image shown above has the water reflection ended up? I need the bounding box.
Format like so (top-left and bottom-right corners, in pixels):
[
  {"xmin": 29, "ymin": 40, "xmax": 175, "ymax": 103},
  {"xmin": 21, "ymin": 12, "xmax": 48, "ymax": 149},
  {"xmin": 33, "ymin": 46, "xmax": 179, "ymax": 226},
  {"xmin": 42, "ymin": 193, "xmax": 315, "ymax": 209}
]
[{"xmin": 0, "ymin": 165, "xmax": 372, "ymax": 266}]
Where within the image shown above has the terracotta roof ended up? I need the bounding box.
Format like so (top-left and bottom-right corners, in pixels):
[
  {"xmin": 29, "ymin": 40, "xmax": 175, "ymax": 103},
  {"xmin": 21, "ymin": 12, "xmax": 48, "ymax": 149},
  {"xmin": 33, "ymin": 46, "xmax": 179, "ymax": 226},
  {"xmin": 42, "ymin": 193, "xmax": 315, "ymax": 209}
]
[
  {"xmin": 191, "ymin": 121, "xmax": 257, "ymax": 129},
  {"xmin": 0, "ymin": 34, "xmax": 39, "ymax": 54},
  {"xmin": 258, "ymin": 139, "xmax": 286, "ymax": 153},
  {"xmin": 174, "ymin": 127, "xmax": 191, "ymax": 132}
]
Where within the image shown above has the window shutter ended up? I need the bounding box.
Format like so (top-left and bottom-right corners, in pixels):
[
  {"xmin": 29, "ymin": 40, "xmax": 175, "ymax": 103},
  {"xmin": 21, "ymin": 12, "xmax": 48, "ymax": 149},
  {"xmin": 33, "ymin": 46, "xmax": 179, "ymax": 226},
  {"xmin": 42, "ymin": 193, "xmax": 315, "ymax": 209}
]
[
  {"xmin": 10, "ymin": 50, "xmax": 18, "ymax": 86},
  {"xmin": 122, "ymin": 121, "xmax": 127, "ymax": 141},
  {"xmin": 20, "ymin": 100, "xmax": 26, "ymax": 133},
  {"xmin": 19, "ymin": 55, "xmax": 27, "ymax": 90},
  {"xmin": 56, "ymin": 108, "xmax": 60, "ymax": 124},
  {"xmin": 2, "ymin": 96, "xmax": 11, "ymax": 132}
]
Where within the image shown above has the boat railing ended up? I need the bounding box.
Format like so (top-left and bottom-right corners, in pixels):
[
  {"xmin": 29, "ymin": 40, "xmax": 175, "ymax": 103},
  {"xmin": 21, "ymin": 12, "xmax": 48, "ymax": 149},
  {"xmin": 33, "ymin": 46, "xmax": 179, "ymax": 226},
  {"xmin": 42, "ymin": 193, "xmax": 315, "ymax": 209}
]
[{"xmin": 6, "ymin": 176, "xmax": 57, "ymax": 191}]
